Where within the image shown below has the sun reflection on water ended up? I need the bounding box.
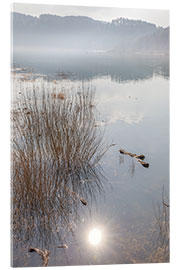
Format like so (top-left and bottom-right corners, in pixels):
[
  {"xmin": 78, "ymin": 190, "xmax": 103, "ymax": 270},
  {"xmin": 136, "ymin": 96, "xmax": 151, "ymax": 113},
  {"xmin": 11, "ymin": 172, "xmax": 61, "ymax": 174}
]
[{"xmin": 88, "ymin": 228, "xmax": 102, "ymax": 246}]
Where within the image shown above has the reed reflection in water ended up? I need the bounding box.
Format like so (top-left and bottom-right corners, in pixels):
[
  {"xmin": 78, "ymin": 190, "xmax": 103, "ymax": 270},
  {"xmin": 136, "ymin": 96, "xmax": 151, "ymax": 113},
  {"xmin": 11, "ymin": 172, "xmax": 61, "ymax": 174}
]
[{"xmin": 12, "ymin": 81, "xmax": 106, "ymax": 266}]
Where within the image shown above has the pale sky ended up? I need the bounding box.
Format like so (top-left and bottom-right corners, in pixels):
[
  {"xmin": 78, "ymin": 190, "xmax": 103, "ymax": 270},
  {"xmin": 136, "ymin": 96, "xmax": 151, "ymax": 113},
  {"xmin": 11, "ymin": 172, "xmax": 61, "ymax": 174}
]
[{"xmin": 13, "ymin": 3, "xmax": 169, "ymax": 27}]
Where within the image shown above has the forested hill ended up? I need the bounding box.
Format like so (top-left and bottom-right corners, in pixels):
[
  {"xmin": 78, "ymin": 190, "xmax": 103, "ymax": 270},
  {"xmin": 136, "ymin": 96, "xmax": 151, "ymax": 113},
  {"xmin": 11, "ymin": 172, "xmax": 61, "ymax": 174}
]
[{"xmin": 12, "ymin": 12, "xmax": 169, "ymax": 53}]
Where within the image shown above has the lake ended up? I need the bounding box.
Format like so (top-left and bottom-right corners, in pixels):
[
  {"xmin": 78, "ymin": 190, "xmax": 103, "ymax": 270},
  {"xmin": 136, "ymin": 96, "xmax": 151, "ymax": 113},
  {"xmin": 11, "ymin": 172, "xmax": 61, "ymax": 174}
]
[{"xmin": 12, "ymin": 51, "xmax": 169, "ymax": 266}]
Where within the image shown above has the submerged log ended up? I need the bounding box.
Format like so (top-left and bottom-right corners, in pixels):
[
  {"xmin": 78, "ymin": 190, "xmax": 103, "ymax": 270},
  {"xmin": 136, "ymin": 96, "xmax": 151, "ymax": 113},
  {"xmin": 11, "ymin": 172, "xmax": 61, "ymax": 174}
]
[
  {"xmin": 28, "ymin": 247, "xmax": 50, "ymax": 267},
  {"xmin": 119, "ymin": 149, "xmax": 149, "ymax": 168},
  {"xmin": 80, "ymin": 197, "xmax": 87, "ymax": 205},
  {"xmin": 137, "ymin": 159, "xmax": 149, "ymax": 168},
  {"xmin": 57, "ymin": 244, "xmax": 68, "ymax": 249},
  {"xmin": 119, "ymin": 149, "xmax": 136, "ymax": 157},
  {"xmin": 135, "ymin": 154, "xmax": 145, "ymax": 160}
]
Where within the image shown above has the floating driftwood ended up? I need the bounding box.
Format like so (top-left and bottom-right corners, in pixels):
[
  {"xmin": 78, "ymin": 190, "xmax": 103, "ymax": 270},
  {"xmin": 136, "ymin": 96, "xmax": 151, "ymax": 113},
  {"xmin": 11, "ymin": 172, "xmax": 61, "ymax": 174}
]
[
  {"xmin": 137, "ymin": 159, "xmax": 149, "ymax": 168},
  {"xmin": 57, "ymin": 244, "xmax": 68, "ymax": 249},
  {"xmin": 119, "ymin": 149, "xmax": 149, "ymax": 168},
  {"xmin": 28, "ymin": 247, "xmax": 50, "ymax": 267},
  {"xmin": 119, "ymin": 149, "xmax": 145, "ymax": 160},
  {"xmin": 80, "ymin": 197, "xmax": 87, "ymax": 205}
]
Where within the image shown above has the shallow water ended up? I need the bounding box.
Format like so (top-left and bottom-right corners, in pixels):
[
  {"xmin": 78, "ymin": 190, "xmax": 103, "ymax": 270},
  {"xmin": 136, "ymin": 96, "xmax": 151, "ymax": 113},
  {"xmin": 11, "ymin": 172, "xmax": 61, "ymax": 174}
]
[{"xmin": 12, "ymin": 52, "xmax": 169, "ymax": 266}]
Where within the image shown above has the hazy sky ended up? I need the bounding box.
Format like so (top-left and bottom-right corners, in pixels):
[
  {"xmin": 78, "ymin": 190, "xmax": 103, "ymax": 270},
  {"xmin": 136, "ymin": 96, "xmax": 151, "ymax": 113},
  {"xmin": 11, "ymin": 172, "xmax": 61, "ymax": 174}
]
[{"xmin": 13, "ymin": 3, "xmax": 169, "ymax": 27}]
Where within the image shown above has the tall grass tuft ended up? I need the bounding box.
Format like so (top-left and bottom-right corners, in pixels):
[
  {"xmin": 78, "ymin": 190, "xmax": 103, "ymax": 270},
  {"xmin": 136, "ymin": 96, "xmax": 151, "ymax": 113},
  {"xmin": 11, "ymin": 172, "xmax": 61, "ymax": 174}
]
[{"xmin": 12, "ymin": 81, "xmax": 105, "ymax": 248}]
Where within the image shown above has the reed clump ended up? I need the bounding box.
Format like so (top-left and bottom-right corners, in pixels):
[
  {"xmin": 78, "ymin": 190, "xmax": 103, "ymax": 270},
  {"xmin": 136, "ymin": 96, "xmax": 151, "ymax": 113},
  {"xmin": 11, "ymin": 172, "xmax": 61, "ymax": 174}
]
[
  {"xmin": 150, "ymin": 187, "xmax": 169, "ymax": 262},
  {"xmin": 12, "ymin": 82, "xmax": 105, "ymax": 246}
]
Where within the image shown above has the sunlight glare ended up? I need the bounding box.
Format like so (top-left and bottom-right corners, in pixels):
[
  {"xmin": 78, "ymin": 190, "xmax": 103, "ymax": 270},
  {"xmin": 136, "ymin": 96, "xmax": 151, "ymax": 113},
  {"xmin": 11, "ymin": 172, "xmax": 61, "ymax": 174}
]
[{"xmin": 88, "ymin": 228, "xmax": 102, "ymax": 246}]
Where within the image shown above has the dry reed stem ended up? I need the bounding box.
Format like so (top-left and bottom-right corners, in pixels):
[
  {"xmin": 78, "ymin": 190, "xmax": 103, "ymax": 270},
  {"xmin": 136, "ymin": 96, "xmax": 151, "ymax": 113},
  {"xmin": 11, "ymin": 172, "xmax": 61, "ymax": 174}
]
[{"xmin": 12, "ymin": 82, "xmax": 105, "ymax": 247}]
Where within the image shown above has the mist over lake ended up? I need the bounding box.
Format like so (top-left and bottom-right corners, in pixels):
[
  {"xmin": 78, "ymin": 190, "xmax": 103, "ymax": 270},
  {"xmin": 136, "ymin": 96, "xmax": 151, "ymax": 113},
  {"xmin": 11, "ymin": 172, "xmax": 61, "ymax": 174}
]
[{"xmin": 11, "ymin": 5, "xmax": 169, "ymax": 267}]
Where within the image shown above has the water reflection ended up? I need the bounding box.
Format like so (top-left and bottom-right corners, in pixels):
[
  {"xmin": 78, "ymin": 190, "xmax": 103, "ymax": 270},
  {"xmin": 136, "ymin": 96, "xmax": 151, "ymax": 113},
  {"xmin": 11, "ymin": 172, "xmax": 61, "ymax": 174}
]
[
  {"xmin": 88, "ymin": 228, "xmax": 102, "ymax": 246},
  {"xmin": 11, "ymin": 49, "xmax": 169, "ymax": 265},
  {"xmin": 151, "ymin": 187, "xmax": 169, "ymax": 261},
  {"xmin": 12, "ymin": 81, "xmax": 106, "ymax": 266},
  {"xmin": 13, "ymin": 51, "xmax": 169, "ymax": 83}
]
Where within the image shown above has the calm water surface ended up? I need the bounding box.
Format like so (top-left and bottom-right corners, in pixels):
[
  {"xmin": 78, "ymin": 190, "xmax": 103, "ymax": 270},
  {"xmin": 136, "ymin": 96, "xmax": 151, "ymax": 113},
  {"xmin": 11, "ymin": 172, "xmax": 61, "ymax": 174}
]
[{"xmin": 12, "ymin": 52, "xmax": 169, "ymax": 266}]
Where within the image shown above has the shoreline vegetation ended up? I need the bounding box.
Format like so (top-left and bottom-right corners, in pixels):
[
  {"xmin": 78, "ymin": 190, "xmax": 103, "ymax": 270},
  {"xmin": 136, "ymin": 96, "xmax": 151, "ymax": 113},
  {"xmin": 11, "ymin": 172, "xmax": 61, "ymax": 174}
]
[{"xmin": 12, "ymin": 80, "xmax": 107, "ymax": 262}]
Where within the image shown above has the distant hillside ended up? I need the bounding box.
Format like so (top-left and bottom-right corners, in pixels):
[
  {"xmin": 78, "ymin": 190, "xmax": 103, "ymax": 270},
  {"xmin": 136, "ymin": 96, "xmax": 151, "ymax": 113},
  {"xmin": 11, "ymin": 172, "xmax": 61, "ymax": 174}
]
[
  {"xmin": 12, "ymin": 12, "xmax": 169, "ymax": 53},
  {"xmin": 133, "ymin": 27, "xmax": 169, "ymax": 52}
]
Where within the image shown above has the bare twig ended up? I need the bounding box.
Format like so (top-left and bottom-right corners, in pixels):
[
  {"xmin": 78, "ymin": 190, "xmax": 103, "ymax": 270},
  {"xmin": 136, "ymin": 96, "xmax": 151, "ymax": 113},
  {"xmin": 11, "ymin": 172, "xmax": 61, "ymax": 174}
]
[
  {"xmin": 29, "ymin": 247, "xmax": 50, "ymax": 266},
  {"xmin": 119, "ymin": 149, "xmax": 149, "ymax": 168}
]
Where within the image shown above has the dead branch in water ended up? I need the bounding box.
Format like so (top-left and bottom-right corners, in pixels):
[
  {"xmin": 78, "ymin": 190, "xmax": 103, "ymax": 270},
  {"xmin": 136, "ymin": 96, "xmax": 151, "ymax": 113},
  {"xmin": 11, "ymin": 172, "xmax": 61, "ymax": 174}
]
[
  {"xmin": 28, "ymin": 247, "xmax": 50, "ymax": 267},
  {"xmin": 137, "ymin": 159, "xmax": 149, "ymax": 168},
  {"xmin": 57, "ymin": 244, "xmax": 68, "ymax": 249},
  {"xmin": 119, "ymin": 149, "xmax": 149, "ymax": 168}
]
